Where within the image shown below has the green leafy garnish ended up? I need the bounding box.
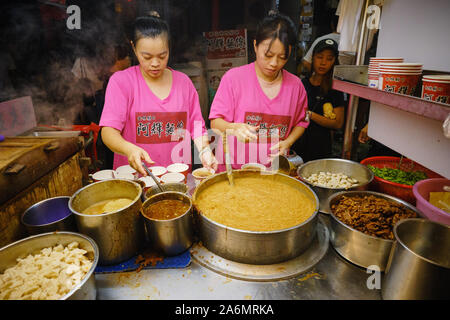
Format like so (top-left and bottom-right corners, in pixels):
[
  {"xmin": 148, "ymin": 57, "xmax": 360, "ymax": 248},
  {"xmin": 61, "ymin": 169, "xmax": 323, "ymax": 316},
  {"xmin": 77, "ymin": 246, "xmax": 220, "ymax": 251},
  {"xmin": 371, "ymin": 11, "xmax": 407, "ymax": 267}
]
[{"xmin": 367, "ymin": 165, "xmax": 427, "ymax": 186}]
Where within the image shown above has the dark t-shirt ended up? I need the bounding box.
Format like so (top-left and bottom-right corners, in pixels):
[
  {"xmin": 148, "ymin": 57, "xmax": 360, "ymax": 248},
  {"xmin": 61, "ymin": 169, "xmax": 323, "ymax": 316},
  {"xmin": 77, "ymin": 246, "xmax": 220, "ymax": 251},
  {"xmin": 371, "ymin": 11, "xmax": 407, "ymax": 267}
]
[{"xmin": 292, "ymin": 78, "xmax": 345, "ymax": 162}]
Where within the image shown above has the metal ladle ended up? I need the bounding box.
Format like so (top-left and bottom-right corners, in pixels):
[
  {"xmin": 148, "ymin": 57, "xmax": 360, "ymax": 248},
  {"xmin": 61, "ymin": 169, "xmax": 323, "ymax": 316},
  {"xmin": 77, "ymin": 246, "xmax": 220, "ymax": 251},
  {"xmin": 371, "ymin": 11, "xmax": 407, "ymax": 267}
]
[
  {"xmin": 142, "ymin": 162, "xmax": 165, "ymax": 193},
  {"xmin": 223, "ymin": 134, "xmax": 234, "ymax": 186}
]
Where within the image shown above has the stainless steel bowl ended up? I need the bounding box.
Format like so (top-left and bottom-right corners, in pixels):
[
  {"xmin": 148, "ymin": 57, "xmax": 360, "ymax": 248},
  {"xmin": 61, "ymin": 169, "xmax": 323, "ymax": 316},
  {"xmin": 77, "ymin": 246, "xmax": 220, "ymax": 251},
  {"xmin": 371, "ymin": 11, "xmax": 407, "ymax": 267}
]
[
  {"xmin": 327, "ymin": 190, "xmax": 424, "ymax": 271},
  {"xmin": 142, "ymin": 192, "xmax": 194, "ymax": 256},
  {"xmin": 144, "ymin": 182, "xmax": 188, "ymax": 199},
  {"xmin": 297, "ymin": 158, "xmax": 374, "ymax": 214},
  {"xmin": 69, "ymin": 179, "xmax": 145, "ymax": 265},
  {"xmin": 21, "ymin": 196, "xmax": 77, "ymax": 235},
  {"xmin": 0, "ymin": 231, "xmax": 98, "ymax": 300},
  {"xmin": 382, "ymin": 218, "xmax": 450, "ymax": 300},
  {"xmin": 192, "ymin": 170, "xmax": 319, "ymax": 265}
]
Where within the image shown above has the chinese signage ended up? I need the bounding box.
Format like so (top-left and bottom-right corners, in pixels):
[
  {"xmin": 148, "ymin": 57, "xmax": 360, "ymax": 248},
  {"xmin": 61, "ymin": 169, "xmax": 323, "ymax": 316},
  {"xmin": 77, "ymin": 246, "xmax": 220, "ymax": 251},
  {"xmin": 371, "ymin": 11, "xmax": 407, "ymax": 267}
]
[
  {"xmin": 244, "ymin": 112, "xmax": 291, "ymax": 143},
  {"xmin": 203, "ymin": 29, "xmax": 248, "ymax": 98},
  {"xmin": 135, "ymin": 111, "xmax": 187, "ymax": 144}
]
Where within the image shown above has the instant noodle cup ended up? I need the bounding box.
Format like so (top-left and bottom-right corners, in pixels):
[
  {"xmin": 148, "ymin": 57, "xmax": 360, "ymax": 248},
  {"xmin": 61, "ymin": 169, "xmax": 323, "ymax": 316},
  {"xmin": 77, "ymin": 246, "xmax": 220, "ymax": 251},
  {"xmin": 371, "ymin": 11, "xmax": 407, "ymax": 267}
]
[
  {"xmin": 378, "ymin": 70, "xmax": 422, "ymax": 95},
  {"xmin": 421, "ymin": 75, "xmax": 450, "ymax": 104},
  {"xmin": 368, "ymin": 57, "xmax": 404, "ymax": 86}
]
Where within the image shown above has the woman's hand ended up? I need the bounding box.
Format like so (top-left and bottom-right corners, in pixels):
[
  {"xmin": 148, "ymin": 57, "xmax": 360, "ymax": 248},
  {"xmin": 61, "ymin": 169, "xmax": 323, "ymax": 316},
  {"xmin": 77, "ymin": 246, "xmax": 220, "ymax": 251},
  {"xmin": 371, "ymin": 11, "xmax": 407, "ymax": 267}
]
[
  {"xmin": 230, "ymin": 123, "xmax": 259, "ymax": 143},
  {"xmin": 269, "ymin": 140, "xmax": 291, "ymax": 158},
  {"xmin": 125, "ymin": 144, "xmax": 154, "ymax": 176},
  {"xmin": 358, "ymin": 124, "xmax": 370, "ymax": 144},
  {"xmin": 199, "ymin": 147, "xmax": 218, "ymax": 171}
]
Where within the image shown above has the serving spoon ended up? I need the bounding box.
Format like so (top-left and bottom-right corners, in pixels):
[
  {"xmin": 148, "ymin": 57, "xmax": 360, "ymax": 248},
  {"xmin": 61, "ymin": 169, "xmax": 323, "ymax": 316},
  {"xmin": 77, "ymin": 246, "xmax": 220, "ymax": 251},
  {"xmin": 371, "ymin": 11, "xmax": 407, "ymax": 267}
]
[
  {"xmin": 142, "ymin": 162, "xmax": 165, "ymax": 193},
  {"xmin": 223, "ymin": 134, "xmax": 234, "ymax": 187}
]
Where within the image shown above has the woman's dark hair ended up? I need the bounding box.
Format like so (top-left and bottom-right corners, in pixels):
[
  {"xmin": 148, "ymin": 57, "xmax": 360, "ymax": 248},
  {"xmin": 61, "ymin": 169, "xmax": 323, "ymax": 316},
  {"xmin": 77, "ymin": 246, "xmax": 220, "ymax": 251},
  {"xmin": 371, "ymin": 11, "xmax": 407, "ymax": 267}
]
[
  {"xmin": 311, "ymin": 48, "xmax": 339, "ymax": 95},
  {"xmin": 255, "ymin": 11, "xmax": 297, "ymax": 58},
  {"xmin": 132, "ymin": 13, "xmax": 170, "ymax": 46}
]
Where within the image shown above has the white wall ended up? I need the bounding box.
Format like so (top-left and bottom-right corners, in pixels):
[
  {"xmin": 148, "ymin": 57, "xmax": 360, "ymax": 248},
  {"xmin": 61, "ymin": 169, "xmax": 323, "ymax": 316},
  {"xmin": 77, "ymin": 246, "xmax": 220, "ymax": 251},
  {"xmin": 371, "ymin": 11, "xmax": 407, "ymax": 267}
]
[
  {"xmin": 376, "ymin": 0, "xmax": 450, "ymax": 71},
  {"xmin": 368, "ymin": 0, "xmax": 450, "ymax": 178}
]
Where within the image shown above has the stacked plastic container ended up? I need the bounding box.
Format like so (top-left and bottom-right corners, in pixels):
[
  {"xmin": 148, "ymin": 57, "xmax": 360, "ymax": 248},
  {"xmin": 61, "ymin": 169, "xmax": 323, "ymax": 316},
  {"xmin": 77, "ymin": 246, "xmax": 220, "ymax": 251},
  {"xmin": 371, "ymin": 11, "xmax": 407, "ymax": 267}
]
[
  {"xmin": 421, "ymin": 75, "xmax": 450, "ymax": 104},
  {"xmin": 368, "ymin": 57, "xmax": 403, "ymax": 88},
  {"xmin": 378, "ymin": 63, "xmax": 423, "ymax": 96}
]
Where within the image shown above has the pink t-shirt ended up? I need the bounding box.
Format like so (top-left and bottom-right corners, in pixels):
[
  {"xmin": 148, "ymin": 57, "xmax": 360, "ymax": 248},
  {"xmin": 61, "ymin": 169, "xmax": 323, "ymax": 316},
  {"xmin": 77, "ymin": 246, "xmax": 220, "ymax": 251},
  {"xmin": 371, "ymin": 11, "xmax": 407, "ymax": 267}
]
[
  {"xmin": 99, "ymin": 66, "xmax": 207, "ymax": 169},
  {"xmin": 209, "ymin": 62, "xmax": 309, "ymax": 171}
]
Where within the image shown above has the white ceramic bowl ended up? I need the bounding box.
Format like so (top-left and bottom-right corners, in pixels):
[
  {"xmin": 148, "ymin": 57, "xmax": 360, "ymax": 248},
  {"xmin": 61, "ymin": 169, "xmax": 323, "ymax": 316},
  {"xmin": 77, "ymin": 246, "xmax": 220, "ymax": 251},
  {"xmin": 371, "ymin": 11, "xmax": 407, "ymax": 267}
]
[
  {"xmin": 192, "ymin": 168, "xmax": 215, "ymax": 186},
  {"xmin": 115, "ymin": 165, "xmax": 137, "ymax": 177},
  {"xmin": 161, "ymin": 172, "xmax": 186, "ymax": 184},
  {"xmin": 114, "ymin": 172, "xmax": 135, "ymax": 180},
  {"xmin": 91, "ymin": 170, "xmax": 116, "ymax": 182},
  {"xmin": 167, "ymin": 163, "xmax": 189, "ymax": 174},
  {"xmin": 149, "ymin": 166, "xmax": 167, "ymax": 177}
]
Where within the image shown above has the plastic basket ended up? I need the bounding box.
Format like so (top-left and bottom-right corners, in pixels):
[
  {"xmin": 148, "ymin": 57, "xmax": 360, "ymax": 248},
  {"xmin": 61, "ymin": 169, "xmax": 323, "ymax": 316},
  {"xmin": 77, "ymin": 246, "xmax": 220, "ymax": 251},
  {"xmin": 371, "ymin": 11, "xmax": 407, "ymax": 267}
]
[{"xmin": 360, "ymin": 156, "xmax": 443, "ymax": 205}]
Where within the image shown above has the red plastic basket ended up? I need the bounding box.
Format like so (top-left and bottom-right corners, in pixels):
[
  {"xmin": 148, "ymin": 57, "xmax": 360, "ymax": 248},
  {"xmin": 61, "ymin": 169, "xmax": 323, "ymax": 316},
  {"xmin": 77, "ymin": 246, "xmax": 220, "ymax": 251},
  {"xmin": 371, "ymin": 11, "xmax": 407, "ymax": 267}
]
[{"xmin": 360, "ymin": 156, "xmax": 443, "ymax": 205}]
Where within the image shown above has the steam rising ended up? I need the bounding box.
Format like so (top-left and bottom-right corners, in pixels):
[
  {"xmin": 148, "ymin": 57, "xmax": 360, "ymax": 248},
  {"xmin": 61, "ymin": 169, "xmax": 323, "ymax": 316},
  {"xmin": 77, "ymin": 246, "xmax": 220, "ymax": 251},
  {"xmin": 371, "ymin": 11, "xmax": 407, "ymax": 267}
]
[{"xmin": 0, "ymin": 1, "xmax": 127, "ymax": 127}]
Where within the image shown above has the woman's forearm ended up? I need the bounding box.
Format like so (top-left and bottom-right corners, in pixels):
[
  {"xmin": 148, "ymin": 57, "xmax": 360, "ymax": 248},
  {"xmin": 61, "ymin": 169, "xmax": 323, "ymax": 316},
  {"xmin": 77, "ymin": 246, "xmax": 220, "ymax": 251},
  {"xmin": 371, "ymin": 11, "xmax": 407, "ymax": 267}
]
[
  {"xmin": 210, "ymin": 118, "xmax": 235, "ymax": 135},
  {"xmin": 101, "ymin": 126, "xmax": 153, "ymax": 174},
  {"xmin": 193, "ymin": 134, "xmax": 211, "ymax": 152},
  {"xmin": 283, "ymin": 126, "xmax": 306, "ymax": 148},
  {"xmin": 310, "ymin": 107, "xmax": 345, "ymax": 130},
  {"xmin": 101, "ymin": 127, "xmax": 136, "ymax": 156}
]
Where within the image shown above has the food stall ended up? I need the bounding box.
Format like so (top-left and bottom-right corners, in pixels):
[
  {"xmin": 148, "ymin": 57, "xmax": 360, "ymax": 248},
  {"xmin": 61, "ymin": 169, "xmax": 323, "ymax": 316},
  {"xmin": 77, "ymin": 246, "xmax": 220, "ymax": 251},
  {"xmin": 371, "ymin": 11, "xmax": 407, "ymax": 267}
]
[{"xmin": 1, "ymin": 0, "xmax": 449, "ymax": 302}]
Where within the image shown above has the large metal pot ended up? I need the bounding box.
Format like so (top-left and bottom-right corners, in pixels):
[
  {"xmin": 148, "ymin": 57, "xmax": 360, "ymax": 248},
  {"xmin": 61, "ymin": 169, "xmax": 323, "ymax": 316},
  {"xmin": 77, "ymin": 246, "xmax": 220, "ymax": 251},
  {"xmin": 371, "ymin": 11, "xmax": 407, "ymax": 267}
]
[
  {"xmin": 327, "ymin": 190, "xmax": 424, "ymax": 271},
  {"xmin": 297, "ymin": 158, "xmax": 374, "ymax": 214},
  {"xmin": 192, "ymin": 170, "xmax": 319, "ymax": 265},
  {"xmin": 382, "ymin": 219, "xmax": 450, "ymax": 300},
  {"xmin": 0, "ymin": 231, "xmax": 98, "ymax": 300},
  {"xmin": 69, "ymin": 179, "xmax": 145, "ymax": 265}
]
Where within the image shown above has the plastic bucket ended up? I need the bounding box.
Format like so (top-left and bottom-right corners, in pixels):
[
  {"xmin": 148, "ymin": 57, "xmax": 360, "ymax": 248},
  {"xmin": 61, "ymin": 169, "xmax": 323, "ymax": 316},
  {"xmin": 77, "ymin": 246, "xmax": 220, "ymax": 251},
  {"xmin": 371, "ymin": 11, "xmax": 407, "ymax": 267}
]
[
  {"xmin": 378, "ymin": 72, "xmax": 421, "ymax": 95},
  {"xmin": 421, "ymin": 79, "xmax": 450, "ymax": 104}
]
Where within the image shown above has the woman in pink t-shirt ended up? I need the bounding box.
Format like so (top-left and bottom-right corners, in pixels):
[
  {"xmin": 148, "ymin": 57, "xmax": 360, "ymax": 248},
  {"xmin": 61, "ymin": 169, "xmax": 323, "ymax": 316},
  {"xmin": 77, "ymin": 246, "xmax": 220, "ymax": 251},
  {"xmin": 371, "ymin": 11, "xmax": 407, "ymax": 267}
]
[
  {"xmin": 100, "ymin": 14, "xmax": 217, "ymax": 176},
  {"xmin": 209, "ymin": 12, "xmax": 309, "ymax": 171}
]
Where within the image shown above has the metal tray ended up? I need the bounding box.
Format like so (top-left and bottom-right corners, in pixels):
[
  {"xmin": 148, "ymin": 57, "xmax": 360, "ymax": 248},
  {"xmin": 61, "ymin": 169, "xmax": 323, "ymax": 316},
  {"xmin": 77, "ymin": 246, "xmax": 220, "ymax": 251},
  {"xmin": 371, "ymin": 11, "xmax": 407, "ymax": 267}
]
[{"xmin": 33, "ymin": 131, "xmax": 81, "ymax": 137}]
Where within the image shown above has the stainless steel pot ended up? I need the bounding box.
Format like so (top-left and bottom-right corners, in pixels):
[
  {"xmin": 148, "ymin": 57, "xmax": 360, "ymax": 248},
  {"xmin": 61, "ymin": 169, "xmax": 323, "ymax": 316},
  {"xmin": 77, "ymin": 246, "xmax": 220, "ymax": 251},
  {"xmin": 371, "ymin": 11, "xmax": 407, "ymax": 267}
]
[
  {"xmin": 21, "ymin": 196, "xmax": 77, "ymax": 235},
  {"xmin": 69, "ymin": 179, "xmax": 145, "ymax": 265},
  {"xmin": 142, "ymin": 192, "xmax": 194, "ymax": 256},
  {"xmin": 297, "ymin": 158, "xmax": 374, "ymax": 214},
  {"xmin": 192, "ymin": 170, "xmax": 319, "ymax": 265},
  {"xmin": 0, "ymin": 231, "xmax": 98, "ymax": 300},
  {"xmin": 382, "ymin": 218, "xmax": 450, "ymax": 300},
  {"xmin": 328, "ymin": 190, "xmax": 424, "ymax": 271},
  {"xmin": 144, "ymin": 182, "xmax": 188, "ymax": 199}
]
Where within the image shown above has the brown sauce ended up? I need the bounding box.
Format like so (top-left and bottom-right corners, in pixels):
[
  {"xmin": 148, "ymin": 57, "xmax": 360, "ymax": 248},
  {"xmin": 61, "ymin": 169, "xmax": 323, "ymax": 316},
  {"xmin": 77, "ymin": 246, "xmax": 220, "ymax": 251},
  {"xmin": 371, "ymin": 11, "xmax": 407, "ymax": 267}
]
[
  {"xmin": 243, "ymin": 166, "xmax": 263, "ymax": 171},
  {"xmin": 143, "ymin": 199, "xmax": 190, "ymax": 220},
  {"xmin": 194, "ymin": 177, "xmax": 315, "ymax": 231},
  {"xmin": 194, "ymin": 171, "xmax": 212, "ymax": 178}
]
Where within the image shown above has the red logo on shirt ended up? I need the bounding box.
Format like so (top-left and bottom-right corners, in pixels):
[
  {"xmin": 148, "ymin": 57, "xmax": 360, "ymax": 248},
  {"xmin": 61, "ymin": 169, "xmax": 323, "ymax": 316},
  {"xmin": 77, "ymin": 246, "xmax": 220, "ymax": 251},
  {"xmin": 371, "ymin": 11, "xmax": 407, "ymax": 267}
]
[
  {"xmin": 136, "ymin": 112, "xmax": 187, "ymax": 144},
  {"xmin": 244, "ymin": 112, "xmax": 291, "ymax": 142}
]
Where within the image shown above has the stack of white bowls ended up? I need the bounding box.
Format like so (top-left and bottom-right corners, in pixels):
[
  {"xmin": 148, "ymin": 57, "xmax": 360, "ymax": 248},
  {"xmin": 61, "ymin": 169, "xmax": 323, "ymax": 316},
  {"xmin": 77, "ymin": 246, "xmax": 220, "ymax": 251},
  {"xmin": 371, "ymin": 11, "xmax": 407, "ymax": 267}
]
[
  {"xmin": 368, "ymin": 57, "xmax": 404, "ymax": 88},
  {"xmin": 421, "ymin": 75, "xmax": 450, "ymax": 104},
  {"xmin": 378, "ymin": 63, "xmax": 423, "ymax": 96}
]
